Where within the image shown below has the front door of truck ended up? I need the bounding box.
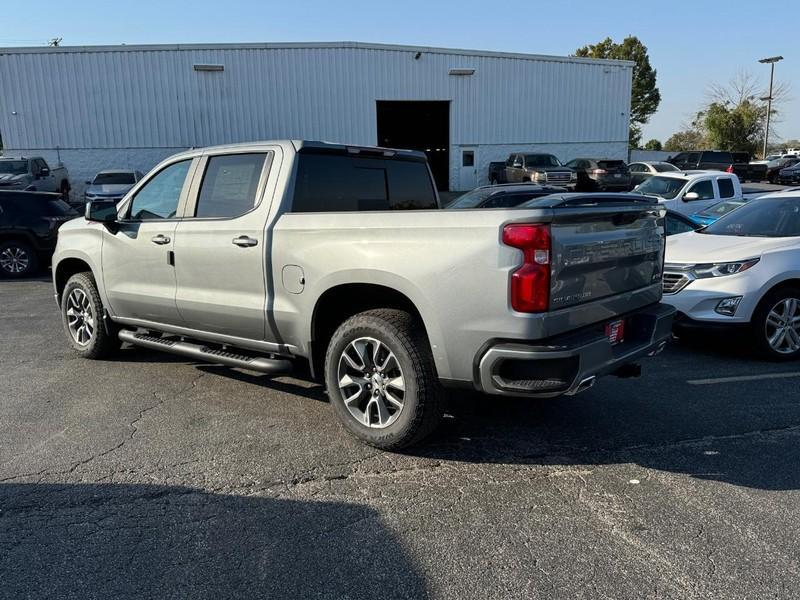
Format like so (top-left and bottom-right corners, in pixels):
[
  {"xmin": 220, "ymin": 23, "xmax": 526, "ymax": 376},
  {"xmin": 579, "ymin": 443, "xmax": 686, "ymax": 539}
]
[
  {"xmin": 102, "ymin": 158, "xmax": 195, "ymax": 325},
  {"xmin": 173, "ymin": 148, "xmax": 279, "ymax": 342}
]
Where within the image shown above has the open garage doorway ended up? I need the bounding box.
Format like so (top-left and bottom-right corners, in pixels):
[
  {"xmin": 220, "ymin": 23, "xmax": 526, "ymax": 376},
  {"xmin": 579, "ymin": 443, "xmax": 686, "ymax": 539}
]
[{"xmin": 376, "ymin": 101, "xmax": 450, "ymax": 191}]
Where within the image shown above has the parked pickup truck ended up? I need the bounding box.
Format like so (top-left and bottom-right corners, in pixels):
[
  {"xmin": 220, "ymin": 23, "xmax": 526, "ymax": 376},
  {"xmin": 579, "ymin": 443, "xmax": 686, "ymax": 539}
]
[
  {"xmin": 667, "ymin": 150, "xmax": 766, "ymax": 182},
  {"xmin": 504, "ymin": 153, "xmax": 576, "ymax": 188},
  {"xmin": 52, "ymin": 140, "xmax": 673, "ymax": 449},
  {"xmin": 0, "ymin": 156, "xmax": 70, "ymax": 199}
]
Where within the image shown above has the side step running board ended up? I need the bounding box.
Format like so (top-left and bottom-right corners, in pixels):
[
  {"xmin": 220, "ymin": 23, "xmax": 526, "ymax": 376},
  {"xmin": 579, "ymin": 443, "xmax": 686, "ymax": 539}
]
[{"xmin": 118, "ymin": 329, "xmax": 292, "ymax": 375}]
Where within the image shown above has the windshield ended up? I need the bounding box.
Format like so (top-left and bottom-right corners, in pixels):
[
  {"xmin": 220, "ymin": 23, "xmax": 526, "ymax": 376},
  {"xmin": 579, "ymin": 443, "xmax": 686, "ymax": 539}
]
[
  {"xmin": 698, "ymin": 200, "xmax": 745, "ymax": 217},
  {"xmin": 703, "ymin": 196, "xmax": 800, "ymax": 237},
  {"xmin": 0, "ymin": 161, "xmax": 28, "ymax": 175},
  {"xmin": 654, "ymin": 163, "xmax": 679, "ymax": 172},
  {"xmin": 525, "ymin": 154, "xmax": 561, "ymax": 167},
  {"xmin": 92, "ymin": 172, "xmax": 136, "ymax": 185},
  {"xmin": 636, "ymin": 175, "xmax": 687, "ymax": 199},
  {"xmin": 447, "ymin": 188, "xmax": 495, "ymax": 208}
]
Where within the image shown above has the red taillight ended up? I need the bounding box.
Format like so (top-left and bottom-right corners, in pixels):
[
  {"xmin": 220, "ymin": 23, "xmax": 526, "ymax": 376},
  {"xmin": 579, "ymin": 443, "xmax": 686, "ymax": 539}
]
[
  {"xmin": 502, "ymin": 223, "xmax": 551, "ymax": 313},
  {"xmin": 590, "ymin": 168, "xmax": 607, "ymax": 175},
  {"xmin": 725, "ymin": 165, "xmax": 734, "ymax": 173}
]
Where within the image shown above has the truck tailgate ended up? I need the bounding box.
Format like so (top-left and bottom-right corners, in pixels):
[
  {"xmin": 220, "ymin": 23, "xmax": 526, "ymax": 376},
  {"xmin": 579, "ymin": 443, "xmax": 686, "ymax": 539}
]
[{"xmin": 548, "ymin": 202, "xmax": 664, "ymax": 311}]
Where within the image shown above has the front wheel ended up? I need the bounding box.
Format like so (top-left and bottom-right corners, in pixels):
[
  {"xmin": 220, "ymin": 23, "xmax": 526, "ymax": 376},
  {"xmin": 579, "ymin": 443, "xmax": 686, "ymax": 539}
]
[
  {"xmin": 324, "ymin": 309, "xmax": 444, "ymax": 450},
  {"xmin": 61, "ymin": 272, "xmax": 121, "ymax": 359},
  {"xmin": 751, "ymin": 287, "xmax": 800, "ymax": 360}
]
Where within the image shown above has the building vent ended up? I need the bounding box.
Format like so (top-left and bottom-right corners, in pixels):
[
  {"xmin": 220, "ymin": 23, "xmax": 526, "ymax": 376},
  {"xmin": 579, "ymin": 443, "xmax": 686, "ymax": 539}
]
[
  {"xmin": 193, "ymin": 64, "xmax": 224, "ymax": 72},
  {"xmin": 448, "ymin": 68, "xmax": 475, "ymax": 76}
]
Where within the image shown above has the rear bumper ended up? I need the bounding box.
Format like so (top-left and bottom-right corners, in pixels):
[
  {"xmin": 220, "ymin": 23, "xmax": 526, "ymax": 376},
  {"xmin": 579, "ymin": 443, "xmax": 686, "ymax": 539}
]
[{"xmin": 475, "ymin": 303, "xmax": 675, "ymax": 397}]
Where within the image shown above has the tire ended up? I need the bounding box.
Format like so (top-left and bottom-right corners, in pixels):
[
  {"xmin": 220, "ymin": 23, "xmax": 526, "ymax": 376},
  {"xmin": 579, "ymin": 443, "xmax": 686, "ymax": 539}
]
[
  {"xmin": 0, "ymin": 240, "xmax": 39, "ymax": 278},
  {"xmin": 750, "ymin": 286, "xmax": 800, "ymax": 361},
  {"xmin": 324, "ymin": 309, "xmax": 445, "ymax": 450},
  {"xmin": 61, "ymin": 272, "xmax": 121, "ymax": 359}
]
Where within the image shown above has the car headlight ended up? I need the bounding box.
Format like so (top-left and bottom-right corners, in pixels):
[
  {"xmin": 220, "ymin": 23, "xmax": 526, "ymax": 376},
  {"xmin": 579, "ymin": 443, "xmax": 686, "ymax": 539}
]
[
  {"xmin": 570, "ymin": 172, "xmax": 577, "ymax": 180},
  {"xmin": 693, "ymin": 258, "xmax": 760, "ymax": 278},
  {"xmin": 532, "ymin": 171, "xmax": 546, "ymax": 181}
]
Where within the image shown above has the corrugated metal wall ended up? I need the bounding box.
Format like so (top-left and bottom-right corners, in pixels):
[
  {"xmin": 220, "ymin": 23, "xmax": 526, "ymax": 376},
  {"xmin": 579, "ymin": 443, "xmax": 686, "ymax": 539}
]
[
  {"xmin": 0, "ymin": 43, "xmax": 632, "ymax": 191},
  {"xmin": 0, "ymin": 42, "xmax": 632, "ymax": 151}
]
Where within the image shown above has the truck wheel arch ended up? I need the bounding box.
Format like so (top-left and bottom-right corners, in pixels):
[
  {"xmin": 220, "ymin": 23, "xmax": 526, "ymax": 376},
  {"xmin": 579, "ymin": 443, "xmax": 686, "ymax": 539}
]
[
  {"xmin": 55, "ymin": 257, "xmax": 96, "ymax": 305},
  {"xmin": 309, "ymin": 283, "xmax": 439, "ymax": 381}
]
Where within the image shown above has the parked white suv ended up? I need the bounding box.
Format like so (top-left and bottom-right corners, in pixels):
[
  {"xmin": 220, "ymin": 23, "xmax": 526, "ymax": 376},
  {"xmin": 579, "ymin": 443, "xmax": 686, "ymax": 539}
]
[
  {"xmin": 634, "ymin": 171, "xmax": 742, "ymax": 216},
  {"xmin": 663, "ymin": 191, "xmax": 800, "ymax": 359}
]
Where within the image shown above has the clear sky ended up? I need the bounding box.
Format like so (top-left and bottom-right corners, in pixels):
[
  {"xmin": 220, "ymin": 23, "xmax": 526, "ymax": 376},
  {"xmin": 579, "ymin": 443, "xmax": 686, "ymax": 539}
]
[{"xmin": 3, "ymin": 0, "xmax": 797, "ymax": 144}]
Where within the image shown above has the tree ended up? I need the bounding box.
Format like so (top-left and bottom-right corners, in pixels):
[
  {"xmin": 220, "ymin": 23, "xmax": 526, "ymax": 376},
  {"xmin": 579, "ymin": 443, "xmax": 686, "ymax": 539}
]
[
  {"xmin": 664, "ymin": 129, "xmax": 706, "ymax": 152},
  {"xmin": 643, "ymin": 139, "xmax": 662, "ymax": 151},
  {"xmin": 700, "ymin": 72, "xmax": 789, "ymax": 157},
  {"xmin": 575, "ymin": 36, "xmax": 661, "ymax": 149}
]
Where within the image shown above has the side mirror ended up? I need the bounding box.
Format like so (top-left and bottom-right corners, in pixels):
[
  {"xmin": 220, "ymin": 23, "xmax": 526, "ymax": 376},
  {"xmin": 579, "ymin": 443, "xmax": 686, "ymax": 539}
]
[
  {"xmin": 85, "ymin": 200, "xmax": 118, "ymax": 223},
  {"xmin": 633, "ymin": 184, "xmax": 641, "ymax": 191},
  {"xmin": 39, "ymin": 167, "xmax": 50, "ymax": 177},
  {"xmin": 683, "ymin": 192, "xmax": 700, "ymax": 202}
]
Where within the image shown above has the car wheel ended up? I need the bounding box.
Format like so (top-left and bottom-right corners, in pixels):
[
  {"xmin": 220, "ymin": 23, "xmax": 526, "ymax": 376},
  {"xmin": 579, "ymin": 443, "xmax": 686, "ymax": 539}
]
[
  {"xmin": 61, "ymin": 272, "xmax": 121, "ymax": 359},
  {"xmin": 751, "ymin": 287, "xmax": 800, "ymax": 360},
  {"xmin": 324, "ymin": 308, "xmax": 445, "ymax": 450},
  {"xmin": 0, "ymin": 240, "xmax": 38, "ymax": 278}
]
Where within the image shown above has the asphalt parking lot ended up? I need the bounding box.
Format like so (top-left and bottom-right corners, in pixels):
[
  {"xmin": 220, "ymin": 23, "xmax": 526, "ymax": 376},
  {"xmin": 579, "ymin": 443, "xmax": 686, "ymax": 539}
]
[{"xmin": 2, "ymin": 278, "xmax": 800, "ymax": 599}]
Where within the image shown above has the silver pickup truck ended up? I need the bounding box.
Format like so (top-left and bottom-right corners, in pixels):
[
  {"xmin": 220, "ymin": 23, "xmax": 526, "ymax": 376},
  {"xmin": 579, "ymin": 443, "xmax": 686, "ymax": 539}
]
[
  {"xmin": 52, "ymin": 140, "xmax": 673, "ymax": 449},
  {"xmin": 0, "ymin": 156, "xmax": 70, "ymax": 199}
]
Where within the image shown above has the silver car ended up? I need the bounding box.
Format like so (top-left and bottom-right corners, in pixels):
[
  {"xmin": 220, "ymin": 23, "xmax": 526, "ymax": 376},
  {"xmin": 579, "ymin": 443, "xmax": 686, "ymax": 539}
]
[{"xmin": 84, "ymin": 169, "xmax": 144, "ymax": 203}]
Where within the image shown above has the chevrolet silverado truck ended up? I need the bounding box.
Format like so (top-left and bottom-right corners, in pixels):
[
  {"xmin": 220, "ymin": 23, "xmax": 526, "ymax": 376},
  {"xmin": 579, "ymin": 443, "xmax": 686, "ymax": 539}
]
[
  {"xmin": 52, "ymin": 140, "xmax": 674, "ymax": 449},
  {"xmin": 0, "ymin": 156, "xmax": 71, "ymax": 199}
]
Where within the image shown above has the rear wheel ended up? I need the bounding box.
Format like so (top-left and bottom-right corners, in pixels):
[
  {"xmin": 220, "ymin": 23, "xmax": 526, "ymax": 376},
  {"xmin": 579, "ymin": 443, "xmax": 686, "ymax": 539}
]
[
  {"xmin": 61, "ymin": 272, "xmax": 121, "ymax": 359},
  {"xmin": 751, "ymin": 287, "xmax": 800, "ymax": 360},
  {"xmin": 324, "ymin": 309, "xmax": 444, "ymax": 450},
  {"xmin": 0, "ymin": 240, "xmax": 38, "ymax": 278}
]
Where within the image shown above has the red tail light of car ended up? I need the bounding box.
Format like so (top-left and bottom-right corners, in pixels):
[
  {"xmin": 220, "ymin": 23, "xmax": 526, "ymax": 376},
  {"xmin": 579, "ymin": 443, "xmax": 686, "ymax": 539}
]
[{"xmin": 502, "ymin": 223, "xmax": 551, "ymax": 313}]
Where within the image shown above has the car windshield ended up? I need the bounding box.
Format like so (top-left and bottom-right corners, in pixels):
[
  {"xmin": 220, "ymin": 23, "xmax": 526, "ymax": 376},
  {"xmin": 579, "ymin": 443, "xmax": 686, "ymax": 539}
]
[
  {"xmin": 698, "ymin": 200, "xmax": 745, "ymax": 217},
  {"xmin": 702, "ymin": 196, "xmax": 800, "ymax": 237},
  {"xmin": 636, "ymin": 175, "xmax": 687, "ymax": 199},
  {"xmin": 0, "ymin": 161, "xmax": 28, "ymax": 175},
  {"xmin": 525, "ymin": 154, "xmax": 561, "ymax": 167},
  {"xmin": 653, "ymin": 162, "xmax": 679, "ymax": 172},
  {"xmin": 93, "ymin": 172, "xmax": 135, "ymax": 185},
  {"xmin": 447, "ymin": 188, "xmax": 495, "ymax": 208}
]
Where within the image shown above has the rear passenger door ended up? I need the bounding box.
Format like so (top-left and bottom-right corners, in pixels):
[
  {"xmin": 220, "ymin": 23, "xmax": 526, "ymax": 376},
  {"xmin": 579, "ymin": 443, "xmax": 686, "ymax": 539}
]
[{"xmin": 173, "ymin": 148, "xmax": 279, "ymax": 342}]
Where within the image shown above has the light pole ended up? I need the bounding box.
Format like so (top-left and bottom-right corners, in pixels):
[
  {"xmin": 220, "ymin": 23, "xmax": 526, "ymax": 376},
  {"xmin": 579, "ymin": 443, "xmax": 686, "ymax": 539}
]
[{"xmin": 759, "ymin": 55, "xmax": 783, "ymax": 159}]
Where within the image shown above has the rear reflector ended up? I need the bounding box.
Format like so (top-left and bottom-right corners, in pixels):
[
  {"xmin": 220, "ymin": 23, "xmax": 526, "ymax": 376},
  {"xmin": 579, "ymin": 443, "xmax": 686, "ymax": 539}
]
[{"xmin": 502, "ymin": 223, "xmax": 551, "ymax": 313}]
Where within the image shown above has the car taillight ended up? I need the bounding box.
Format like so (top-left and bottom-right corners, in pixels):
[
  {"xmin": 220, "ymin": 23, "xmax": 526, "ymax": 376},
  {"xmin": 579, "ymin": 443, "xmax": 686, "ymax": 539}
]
[
  {"xmin": 502, "ymin": 223, "xmax": 551, "ymax": 313},
  {"xmin": 590, "ymin": 168, "xmax": 607, "ymax": 175},
  {"xmin": 725, "ymin": 165, "xmax": 734, "ymax": 173}
]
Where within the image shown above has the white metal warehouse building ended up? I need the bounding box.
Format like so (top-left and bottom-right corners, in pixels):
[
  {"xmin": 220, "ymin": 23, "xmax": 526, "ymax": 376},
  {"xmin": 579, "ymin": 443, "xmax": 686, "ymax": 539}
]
[{"xmin": 0, "ymin": 42, "xmax": 633, "ymax": 192}]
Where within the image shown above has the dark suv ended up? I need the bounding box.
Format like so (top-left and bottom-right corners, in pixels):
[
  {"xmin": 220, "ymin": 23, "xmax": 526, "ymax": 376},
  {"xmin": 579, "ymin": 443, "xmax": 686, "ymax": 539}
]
[
  {"xmin": 668, "ymin": 151, "xmax": 766, "ymax": 182},
  {"xmin": 0, "ymin": 191, "xmax": 78, "ymax": 277},
  {"xmin": 564, "ymin": 158, "xmax": 631, "ymax": 191}
]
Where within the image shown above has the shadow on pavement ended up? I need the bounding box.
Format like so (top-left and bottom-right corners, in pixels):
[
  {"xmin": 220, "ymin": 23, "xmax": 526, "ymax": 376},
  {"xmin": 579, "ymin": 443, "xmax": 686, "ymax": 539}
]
[{"xmin": 0, "ymin": 483, "xmax": 426, "ymax": 599}]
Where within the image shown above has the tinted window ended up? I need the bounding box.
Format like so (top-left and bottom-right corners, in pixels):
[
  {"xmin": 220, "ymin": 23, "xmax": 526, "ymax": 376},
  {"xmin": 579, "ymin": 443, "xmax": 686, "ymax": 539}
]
[
  {"xmin": 93, "ymin": 172, "xmax": 136, "ymax": 185},
  {"xmin": 0, "ymin": 161, "xmax": 28, "ymax": 175},
  {"xmin": 524, "ymin": 154, "xmax": 560, "ymax": 167},
  {"xmin": 717, "ymin": 177, "xmax": 735, "ymax": 198},
  {"xmin": 686, "ymin": 180, "xmax": 714, "ymax": 200},
  {"xmin": 597, "ymin": 160, "xmax": 626, "ymax": 169},
  {"xmin": 666, "ymin": 213, "xmax": 697, "ymax": 236},
  {"xmin": 654, "ymin": 162, "xmax": 679, "ymax": 172},
  {"xmin": 686, "ymin": 153, "xmax": 700, "ymax": 164},
  {"xmin": 292, "ymin": 153, "xmax": 437, "ymax": 212},
  {"xmin": 629, "ymin": 164, "xmax": 645, "ymax": 173},
  {"xmin": 128, "ymin": 160, "xmax": 191, "ymax": 220},
  {"xmin": 702, "ymin": 151, "xmax": 732, "ymax": 164},
  {"xmin": 195, "ymin": 153, "xmax": 267, "ymax": 218},
  {"xmin": 732, "ymin": 152, "xmax": 750, "ymax": 163},
  {"xmin": 703, "ymin": 197, "xmax": 800, "ymax": 237}
]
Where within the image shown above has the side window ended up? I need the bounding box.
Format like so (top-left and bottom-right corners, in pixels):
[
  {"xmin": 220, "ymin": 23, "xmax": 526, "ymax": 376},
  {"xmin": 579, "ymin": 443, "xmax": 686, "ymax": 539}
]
[
  {"xmin": 194, "ymin": 153, "xmax": 268, "ymax": 218},
  {"xmin": 292, "ymin": 153, "xmax": 436, "ymax": 212},
  {"xmin": 629, "ymin": 164, "xmax": 642, "ymax": 173},
  {"xmin": 686, "ymin": 179, "xmax": 714, "ymax": 200},
  {"xmin": 717, "ymin": 177, "xmax": 735, "ymax": 199},
  {"xmin": 462, "ymin": 151, "xmax": 474, "ymax": 167},
  {"xmin": 686, "ymin": 153, "xmax": 700, "ymax": 165},
  {"xmin": 128, "ymin": 160, "xmax": 191, "ymax": 220},
  {"xmin": 564, "ymin": 159, "xmax": 578, "ymax": 168}
]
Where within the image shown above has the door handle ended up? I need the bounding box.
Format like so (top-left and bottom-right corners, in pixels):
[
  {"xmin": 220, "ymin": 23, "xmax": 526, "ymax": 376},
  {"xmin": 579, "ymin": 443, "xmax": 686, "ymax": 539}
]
[
  {"xmin": 232, "ymin": 235, "xmax": 258, "ymax": 247},
  {"xmin": 151, "ymin": 234, "xmax": 171, "ymax": 245}
]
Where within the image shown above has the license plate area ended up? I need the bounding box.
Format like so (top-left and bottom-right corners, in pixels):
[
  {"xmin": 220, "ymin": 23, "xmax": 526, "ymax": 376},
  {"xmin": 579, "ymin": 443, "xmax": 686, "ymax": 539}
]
[{"xmin": 605, "ymin": 318, "xmax": 625, "ymax": 345}]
